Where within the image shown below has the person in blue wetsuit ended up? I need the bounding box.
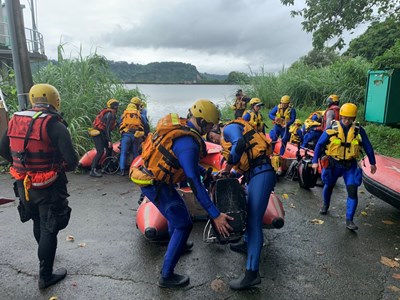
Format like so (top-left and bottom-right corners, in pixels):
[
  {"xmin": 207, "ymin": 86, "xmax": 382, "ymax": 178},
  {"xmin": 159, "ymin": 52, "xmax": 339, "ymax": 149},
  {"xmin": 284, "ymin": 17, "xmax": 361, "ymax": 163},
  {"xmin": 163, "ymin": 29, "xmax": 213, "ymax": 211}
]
[
  {"xmin": 219, "ymin": 118, "xmax": 276, "ymax": 290},
  {"xmin": 242, "ymin": 97, "xmax": 266, "ymax": 134},
  {"xmin": 301, "ymin": 111, "xmax": 323, "ymax": 149},
  {"xmin": 118, "ymin": 98, "xmax": 149, "ymax": 175},
  {"xmin": 134, "ymin": 99, "xmax": 233, "ymax": 288},
  {"xmin": 312, "ymin": 103, "xmax": 377, "ymax": 231},
  {"xmin": 268, "ymin": 95, "xmax": 296, "ymax": 156}
]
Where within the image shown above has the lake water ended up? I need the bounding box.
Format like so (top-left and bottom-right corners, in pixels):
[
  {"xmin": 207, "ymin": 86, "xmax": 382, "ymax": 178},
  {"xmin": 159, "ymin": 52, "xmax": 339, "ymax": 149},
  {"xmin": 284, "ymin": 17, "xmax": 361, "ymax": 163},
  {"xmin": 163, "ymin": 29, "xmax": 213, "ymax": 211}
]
[{"xmin": 125, "ymin": 84, "xmax": 240, "ymax": 126}]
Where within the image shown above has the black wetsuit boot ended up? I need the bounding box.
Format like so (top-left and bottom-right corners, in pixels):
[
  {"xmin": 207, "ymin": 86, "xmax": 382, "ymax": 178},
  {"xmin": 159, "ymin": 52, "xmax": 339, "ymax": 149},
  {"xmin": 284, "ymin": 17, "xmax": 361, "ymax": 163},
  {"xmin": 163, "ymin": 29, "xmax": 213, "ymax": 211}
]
[
  {"xmin": 38, "ymin": 260, "xmax": 67, "ymax": 289},
  {"xmin": 229, "ymin": 269, "xmax": 261, "ymax": 290}
]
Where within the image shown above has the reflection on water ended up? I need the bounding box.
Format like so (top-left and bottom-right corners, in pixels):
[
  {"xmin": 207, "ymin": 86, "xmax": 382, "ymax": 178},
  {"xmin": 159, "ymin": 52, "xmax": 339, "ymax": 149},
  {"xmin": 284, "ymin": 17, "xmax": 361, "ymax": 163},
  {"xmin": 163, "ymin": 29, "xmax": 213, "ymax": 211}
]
[{"xmin": 126, "ymin": 84, "xmax": 240, "ymax": 126}]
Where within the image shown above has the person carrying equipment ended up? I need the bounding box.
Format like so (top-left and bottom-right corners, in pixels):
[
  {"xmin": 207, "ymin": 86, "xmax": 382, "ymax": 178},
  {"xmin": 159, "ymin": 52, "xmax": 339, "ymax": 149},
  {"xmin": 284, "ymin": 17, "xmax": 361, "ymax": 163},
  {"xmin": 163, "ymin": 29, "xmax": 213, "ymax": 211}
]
[
  {"xmin": 218, "ymin": 118, "xmax": 276, "ymax": 290},
  {"xmin": 89, "ymin": 99, "xmax": 119, "ymax": 177},
  {"xmin": 0, "ymin": 84, "xmax": 78, "ymax": 289},
  {"xmin": 312, "ymin": 103, "xmax": 377, "ymax": 231},
  {"xmin": 130, "ymin": 99, "xmax": 233, "ymax": 288},
  {"xmin": 268, "ymin": 95, "xmax": 296, "ymax": 156},
  {"xmin": 242, "ymin": 98, "xmax": 266, "ymax": 133}
]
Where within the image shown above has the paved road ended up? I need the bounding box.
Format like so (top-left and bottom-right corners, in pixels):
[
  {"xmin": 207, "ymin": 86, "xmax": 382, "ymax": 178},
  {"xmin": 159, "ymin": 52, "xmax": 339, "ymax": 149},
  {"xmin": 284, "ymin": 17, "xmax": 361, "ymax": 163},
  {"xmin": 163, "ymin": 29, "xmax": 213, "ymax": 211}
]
[{"xmin": 1, "ymin": 172, "xmax": 400, "ymax": 300}]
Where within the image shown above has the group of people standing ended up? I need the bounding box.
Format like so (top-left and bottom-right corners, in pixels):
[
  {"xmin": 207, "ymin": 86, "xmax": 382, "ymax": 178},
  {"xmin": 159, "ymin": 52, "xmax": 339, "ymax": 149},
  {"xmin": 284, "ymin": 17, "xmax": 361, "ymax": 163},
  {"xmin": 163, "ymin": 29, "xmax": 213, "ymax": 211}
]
[
  {"xmin": 88, "ymin": 96, "xmax": 149, "ymax": 177},
  {"xmin": 0, "ymin": 83, "xmax": 377, "ymax": 292},
  {"xmin": 233, "ymin": 91, "xmax": 377, "ymax": 233}
]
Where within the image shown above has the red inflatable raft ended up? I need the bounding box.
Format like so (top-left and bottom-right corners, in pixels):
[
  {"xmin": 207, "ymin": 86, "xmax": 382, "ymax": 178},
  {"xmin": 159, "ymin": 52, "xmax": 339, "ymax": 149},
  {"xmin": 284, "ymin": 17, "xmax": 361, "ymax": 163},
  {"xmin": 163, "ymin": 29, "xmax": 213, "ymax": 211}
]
[
  {"xmin": 78, "ymin": 142, "xmax": 121, "ymax": 169},
  {"xmin": 134, "ymin": 141, "xmax": 285, "ymax": 241},
  {"xmin": 361, "ymin": 154, "xmax": 400, "ymax": 209}
]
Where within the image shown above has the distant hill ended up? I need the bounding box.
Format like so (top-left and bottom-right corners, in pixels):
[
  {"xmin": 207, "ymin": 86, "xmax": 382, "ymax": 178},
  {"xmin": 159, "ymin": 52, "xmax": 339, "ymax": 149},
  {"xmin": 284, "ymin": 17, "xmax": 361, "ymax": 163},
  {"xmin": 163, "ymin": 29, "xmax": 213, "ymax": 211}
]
[
  {"xmin": 31, "ymin": 59, "xmax": 228, "ymax": 84},
  {"xmin": 108, "ymin": 60, "xmax": 227, "ymax": 84}
]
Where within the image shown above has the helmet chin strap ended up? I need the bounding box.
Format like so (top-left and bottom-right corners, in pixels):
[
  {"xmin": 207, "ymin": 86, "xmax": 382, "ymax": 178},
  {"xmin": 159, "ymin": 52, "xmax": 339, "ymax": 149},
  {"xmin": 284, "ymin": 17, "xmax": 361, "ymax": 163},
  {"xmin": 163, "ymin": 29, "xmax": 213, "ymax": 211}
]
[{"xmin": 195, "ymin": 117, "xmax": 208, "ymax": 135}]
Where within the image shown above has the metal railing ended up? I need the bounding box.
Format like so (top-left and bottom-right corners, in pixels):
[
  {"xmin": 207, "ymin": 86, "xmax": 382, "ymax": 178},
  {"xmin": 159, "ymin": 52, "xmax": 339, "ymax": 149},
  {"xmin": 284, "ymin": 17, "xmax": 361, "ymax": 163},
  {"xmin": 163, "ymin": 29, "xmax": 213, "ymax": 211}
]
[{"xmin": 0, "ymin": 20, "xmax": 45, "ymax": 56}]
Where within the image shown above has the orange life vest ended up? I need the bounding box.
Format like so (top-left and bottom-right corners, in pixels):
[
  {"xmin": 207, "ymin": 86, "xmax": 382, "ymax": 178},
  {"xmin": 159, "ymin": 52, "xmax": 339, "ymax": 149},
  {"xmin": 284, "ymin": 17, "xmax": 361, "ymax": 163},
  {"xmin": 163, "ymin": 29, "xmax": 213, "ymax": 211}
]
[
  {"xmin": 7, "ymin": 109, "xmax": 63, "ymax": 196},
  {"xmin": 221, "ymin": 119, "xmax": 272, "ymax": 173},
  {"xmin": 119, "ymin": 108, "xmax": 143, "ymax": 134},
  {"xmin": 140, "ymin": 113, "xmax": 206, "ymax": 185},
  {"xmin": 93, "ymin": 109, "xmax": 117, "ymax": 131}
]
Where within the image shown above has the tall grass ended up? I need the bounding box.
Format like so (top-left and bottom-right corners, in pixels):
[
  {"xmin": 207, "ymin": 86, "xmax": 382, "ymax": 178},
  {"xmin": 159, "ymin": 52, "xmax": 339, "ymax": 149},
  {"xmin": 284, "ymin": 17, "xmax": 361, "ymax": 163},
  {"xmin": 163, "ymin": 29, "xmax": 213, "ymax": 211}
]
[
  {"xmin": 245, "ymin": 57, "xmax": 372, "ymax": 111},
  {"xmin": 31, "ymin": 46, "xmax": 144, "ymax": 154}
]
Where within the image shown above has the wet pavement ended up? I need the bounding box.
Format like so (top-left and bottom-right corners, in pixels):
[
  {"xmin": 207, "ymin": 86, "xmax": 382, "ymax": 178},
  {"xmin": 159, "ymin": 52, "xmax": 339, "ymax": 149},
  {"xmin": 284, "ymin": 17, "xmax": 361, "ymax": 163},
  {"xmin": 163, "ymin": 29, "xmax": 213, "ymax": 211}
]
[{"xmin": 1, "ymin": 171, "xmax": 400, "ymax": 300}]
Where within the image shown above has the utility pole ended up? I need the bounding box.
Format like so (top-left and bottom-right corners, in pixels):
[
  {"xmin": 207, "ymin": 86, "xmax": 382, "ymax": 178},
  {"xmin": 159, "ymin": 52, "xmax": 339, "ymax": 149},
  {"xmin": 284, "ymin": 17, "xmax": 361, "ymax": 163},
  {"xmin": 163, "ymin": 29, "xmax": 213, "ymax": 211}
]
[
  {"xmin": 5, "ymin": 0, "xmax": 33, "ymax": 110},
  {"xmin": 29, "ymin": 0, "xmax": 39, "ymax": 53}
]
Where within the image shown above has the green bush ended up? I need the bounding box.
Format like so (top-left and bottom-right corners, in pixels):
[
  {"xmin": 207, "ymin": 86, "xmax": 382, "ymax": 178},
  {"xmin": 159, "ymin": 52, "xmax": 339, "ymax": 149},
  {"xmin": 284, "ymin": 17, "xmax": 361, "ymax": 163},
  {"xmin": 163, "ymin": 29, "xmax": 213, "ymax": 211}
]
[{"xmin": 246, "ymin": 57, "xmax": 371, "ymax": 110}]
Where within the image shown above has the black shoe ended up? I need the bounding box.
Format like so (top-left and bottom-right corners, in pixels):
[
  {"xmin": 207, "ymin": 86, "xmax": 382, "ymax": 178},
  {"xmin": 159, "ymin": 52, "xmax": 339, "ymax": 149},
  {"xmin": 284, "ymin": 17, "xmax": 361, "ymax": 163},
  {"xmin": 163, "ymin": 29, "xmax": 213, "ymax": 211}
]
[
  {"xmin": 230, "ymin": 242, "xmax": 247, "ymax": 254},
  {"xmin": 38, "ymin": 268, "xmax": 67, "ymax": 290},
  {"xmin": 346, "ymin": 220, "xmax": 358, "ymax": 231},
  {"xmin": 184, "ymin": 241, "xmax": 194, "ymax": 251},
  {"xmin": 119, "ymin": 169, "xmax": 126, "ymax": 176},
  {"xmin": 90, "ymin": 168, "xmax": 102, "ymax": 177},
  {"xmin": 158, "ymin": 273, "xmax": 190, "ymax": 288},
  {"xmin": 319, "ymin": 204, "xmax": 328, "ymax": 215},
  {"xmin": 138, "ymin": 193, "xmax": 145, "ymax": 205},
  {"xmin": 229, "ymin": 270, "xmax": 261, "ymax": 290}
]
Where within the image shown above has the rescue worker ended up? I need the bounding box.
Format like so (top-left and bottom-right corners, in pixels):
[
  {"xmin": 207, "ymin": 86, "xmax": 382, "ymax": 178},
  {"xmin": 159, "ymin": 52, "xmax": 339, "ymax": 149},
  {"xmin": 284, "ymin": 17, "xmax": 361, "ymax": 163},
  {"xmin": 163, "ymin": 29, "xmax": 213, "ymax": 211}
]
[
  {"xmin": 319, "ymin": 94, "xmax": 340, "ymax": 130},
  {"xmin": 90, "ymin": 99, "xmax": 119, "ymax": 177},
  {"xmin": 301, "ymin": 111, "xmax": 324, "ymax": 149},
  {"xmin": 218, "ymin": 118, "xmax": 276, "ymax": 290},
  {"xmin": 130, "ymin": 99, "xmax": 233, "ymax": 288},
  {"xmin": 130, "ymin": 96, "xmax": 150, "ymax": 135},
  {"xmin": 242, "ymin": 97, "xmax": 265, "ymax": 133},
  {"xmin": 268, "ymin": 95, "xmax": 296, "ymax": 156},
  {"xmin": 231, "ymin": 89, "xmax": 250, "ymax": 119},
  {"xmin": 205, "ymin": 123, "xmax": 223, "ymax": 145},
  {"xmin": 289, "ymin": 118, "xmax": 303, "ymax": 144},
  {"xmin": 118, "ymin": 99, "xmax": 148, "ymax": 176},
  {"xmin": 0, "ymin": 83, "xmax": 78, "ymax": 289},
  {"xmin": 311, "ymin": 103, "xmax": 377, "ymax": 230}
]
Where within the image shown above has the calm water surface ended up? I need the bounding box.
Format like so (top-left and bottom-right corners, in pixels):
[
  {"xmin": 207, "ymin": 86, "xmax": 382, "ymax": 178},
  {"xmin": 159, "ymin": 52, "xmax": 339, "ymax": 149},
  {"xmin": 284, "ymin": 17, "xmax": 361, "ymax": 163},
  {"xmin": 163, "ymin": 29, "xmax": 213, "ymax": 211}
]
[{"xmin": 126, "ymin": 84, "xmax": 240, "ymax": 125}]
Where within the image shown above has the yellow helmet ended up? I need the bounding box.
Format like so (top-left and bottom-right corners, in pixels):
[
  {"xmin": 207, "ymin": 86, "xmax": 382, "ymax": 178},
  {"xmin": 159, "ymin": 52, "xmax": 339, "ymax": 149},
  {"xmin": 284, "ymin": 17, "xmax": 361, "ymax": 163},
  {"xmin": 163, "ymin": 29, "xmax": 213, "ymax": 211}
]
[
  {"xmin": 340, "ymin": 103, "xmax": 357, "ymax": 118},
  {"xmin": 130, "ymin": 97, "xmax": 142, "ymax": 105},
  {"xmin": 294, "ymin": 119, "xmax": 302, "ymax": 125},
  {"xmin": 107, "ymin": 99, "xmax": 119, "ymax": 109},
  {"xmin": 126, "ymin": 103, "xmax": 137, "ymax": 110},
  {"xmin": 29, "ymin": 84, "xmax": 61, "ymax": 111},
  {"xmin": 326, "ymin": 94, "xmax": 339, "ymax": 106},
  {"xmin": 280, "ymin": 95, "xmax": 290, "ymax": 104},
  {"xmin": 249, "ymin": 98, "xmax": 263, "ymax": 106},
  {"xmin": 190, "ymin": 99, "xmax": 220, "ymax": 125}
]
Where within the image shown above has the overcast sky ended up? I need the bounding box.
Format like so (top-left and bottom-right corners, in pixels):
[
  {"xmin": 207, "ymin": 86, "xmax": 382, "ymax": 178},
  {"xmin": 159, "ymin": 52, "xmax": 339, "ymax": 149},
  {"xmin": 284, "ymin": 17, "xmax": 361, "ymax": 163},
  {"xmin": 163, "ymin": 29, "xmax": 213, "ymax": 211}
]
[{"xmin": 20, "ymin": 0, "xmax": 364, "ymax": 75}]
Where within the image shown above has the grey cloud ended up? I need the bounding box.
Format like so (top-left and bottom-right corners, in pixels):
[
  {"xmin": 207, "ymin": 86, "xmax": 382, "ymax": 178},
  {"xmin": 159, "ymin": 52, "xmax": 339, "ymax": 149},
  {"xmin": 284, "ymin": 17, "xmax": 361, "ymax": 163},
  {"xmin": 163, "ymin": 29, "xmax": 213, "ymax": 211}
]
[{"xmin": 99, "ymin": 0, "xmax": 311, "ymax": 65}]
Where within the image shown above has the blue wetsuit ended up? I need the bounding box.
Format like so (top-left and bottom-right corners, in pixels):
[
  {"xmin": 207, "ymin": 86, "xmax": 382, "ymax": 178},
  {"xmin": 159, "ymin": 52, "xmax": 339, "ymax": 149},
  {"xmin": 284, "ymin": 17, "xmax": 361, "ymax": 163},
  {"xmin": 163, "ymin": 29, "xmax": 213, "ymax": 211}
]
[
  {"xmin": 302, "ymin": 113, "xmax": 322, "ymax": 149},
  {"xmin": 312, "ymin": 122, "xmax": 376, "ymax": 221},
  {"xmin": 141, "ymin": 121, "xmax": 220, "ymax": 278},
  {"xmin": 268, "ymin": 105, "xmax": 296, "ymax": 155},
  {"xmin": 119, "ymin": 110, "xmax": 149, "ymax": 171},
  {"xmin": 223, "ymin": 123, "xmax": 276, "ymax": 271}
]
